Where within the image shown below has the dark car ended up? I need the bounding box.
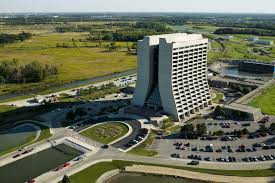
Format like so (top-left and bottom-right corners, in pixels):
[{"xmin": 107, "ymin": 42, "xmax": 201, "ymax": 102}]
[
  {"xmin": 12, "ymin": 154, "xmax": 21, "ymax": 158},
  {"xmin": 101, "ymin": 144, "xmax": 109, "ymax": 149},
  {"xmin": 189, "ymin": 160, "xmax": 199, "ymax": 165}
]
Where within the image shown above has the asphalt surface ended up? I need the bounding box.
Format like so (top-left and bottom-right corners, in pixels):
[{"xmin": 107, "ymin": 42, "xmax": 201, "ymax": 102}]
[{"xmin": 112, "ymin": 120, "xmax": 141, "ymax": 150}]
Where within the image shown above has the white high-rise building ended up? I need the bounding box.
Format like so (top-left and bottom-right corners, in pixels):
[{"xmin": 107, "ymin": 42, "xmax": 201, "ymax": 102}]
[{"xmin": 132, "ymin": 33, "xmax": 212, "ymax": 122}]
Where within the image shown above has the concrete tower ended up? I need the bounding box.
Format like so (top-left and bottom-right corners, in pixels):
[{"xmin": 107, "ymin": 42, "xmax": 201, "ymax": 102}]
[{"xmin": 132, "ymin": 33, "xmax": 212, "ymax": 121}]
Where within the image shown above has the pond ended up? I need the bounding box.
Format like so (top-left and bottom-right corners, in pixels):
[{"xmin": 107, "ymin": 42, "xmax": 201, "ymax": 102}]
[
  {"xmin": 0, "ymin": 124, "xmax": 37, "ymax": 153},
  {"xmin": 222, "ymin": 66, "xmax": 274, "ymax": 78},
  {"xmin": 105, "ymin": 172, "xmax": 209, "ymax": 183},
  {"xmin": 0, "ymin": 143, "xmax": 83, "ymax": 183}
]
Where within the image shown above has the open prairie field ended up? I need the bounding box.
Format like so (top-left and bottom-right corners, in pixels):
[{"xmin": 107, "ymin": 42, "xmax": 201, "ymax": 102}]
[
  {"xmin": 0, "ymin": 27, "xmax": 136, "ymax": 95},
  {"xmin": 208, "ymin": 34, "xmax": 275, "ymax": 64}
]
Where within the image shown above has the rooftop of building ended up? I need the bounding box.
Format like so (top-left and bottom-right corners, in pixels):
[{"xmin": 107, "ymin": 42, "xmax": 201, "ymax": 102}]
[
  {"xmin": 224, "ymin": 103, "xmax": 261, "ymax": 114},
  {"xmin": 142, "ymin": 33, "xmax": 206, "ymax": 45}
]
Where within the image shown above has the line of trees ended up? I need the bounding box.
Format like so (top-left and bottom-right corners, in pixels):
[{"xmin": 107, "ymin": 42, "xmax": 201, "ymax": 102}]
[
  {"xmin": 214, "ymin": 28, "xmax": 275, "ymax": 36},
  {"xmin": 88, "ymin": 21, "xmax": 174, "ymax": 42},
  {"xmin": 180, "ymin": 123, "xmax": 207, "ymax": 137},
  {"xmin": 0, "ymin": 32, "xmax": 32, "ymax": 46},
  {"xmin": 77, "ymin": 83, "xmax": 120, "ymax": 100},
  {"xmin": 55, "ymin": 22, "xmax": 132, "ymax": 33},
  {"xmin": 0, "ymin": 59, "xmax": 59, "ymax": 84}
]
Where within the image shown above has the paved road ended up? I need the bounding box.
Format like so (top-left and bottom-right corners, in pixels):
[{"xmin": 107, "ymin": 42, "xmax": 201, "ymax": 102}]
[
  {"xmin": 112, "ymin": 120, "xmax": 141, "ymax": 149},
  {"xmin": 0, "ymin": 69, "xmax": 136, "ymax": 102}
]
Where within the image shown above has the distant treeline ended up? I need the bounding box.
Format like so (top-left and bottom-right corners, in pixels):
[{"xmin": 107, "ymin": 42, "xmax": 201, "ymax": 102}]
[
  {"xmin": 0, "ymin": 60, "xmax": 59, "ymax": 84},
  {"xmin": 88, "ymin": 21, "xmax": 174, "ymax": 42},
  {"xmin": 214, "ymin": 28, "xmax": 275, "ymax": 36},
  {"xmin": 55, "ymin": 22, "xmax": 131, "ymax": 33},
  {"xmin": 213, "ymin": 23, "xmax": 275, "ymax": 31},
  {"xmin": 0, "ymin": 32, "xmax": 32, "ymax": 45}
]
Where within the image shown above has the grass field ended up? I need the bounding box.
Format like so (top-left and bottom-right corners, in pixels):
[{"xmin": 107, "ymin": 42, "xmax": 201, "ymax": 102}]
[
  {"xmin": 208, "ymin": 34, "xmax": 275, "ymax": 64},
  {"xmin": 249, "ymin": 85, "xmax": 275, "ymax": 115},
  {"xmin": 0, "ymin": 28, "xmax": 136, "ymax": 96},
  {"xmin": 0, "ymin": 105, "xmax": 18, "ymax": 113},
  {"xmin": 65, "ymin": 160, "xmax": 275, "ymax": 183},
  {"xmin": 80, "ymin": 122, "xmax": 129, "ymax": 144}
]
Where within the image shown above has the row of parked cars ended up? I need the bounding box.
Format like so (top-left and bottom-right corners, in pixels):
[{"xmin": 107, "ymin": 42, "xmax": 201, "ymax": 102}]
[
  {"xmin": 125, "ymin": 128, "xmax": 148, "ymax": 148},
  {"xmin": 13, "ymin": 148, "xmax": 34, "ymax": 158},
  {"xmin": 242, "ymin": 155, "xmax": 275, "ymax": 162}
]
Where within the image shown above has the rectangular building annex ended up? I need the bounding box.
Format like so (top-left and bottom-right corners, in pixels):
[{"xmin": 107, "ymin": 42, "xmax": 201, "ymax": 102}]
[{"xmin": 132, "ymin": 33, "xmax": 212, "ymax": 122}]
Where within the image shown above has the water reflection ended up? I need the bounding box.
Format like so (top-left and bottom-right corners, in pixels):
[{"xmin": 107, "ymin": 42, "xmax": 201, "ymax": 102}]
[{"xmin": 223, "ymin": 67, "xmax": 274, "ymax": 78}]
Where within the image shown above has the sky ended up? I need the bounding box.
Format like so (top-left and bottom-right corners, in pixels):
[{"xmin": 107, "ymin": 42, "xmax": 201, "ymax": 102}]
[{"xmin": 0, "ymin": 0, "xmax": 275, "ymax": 14}]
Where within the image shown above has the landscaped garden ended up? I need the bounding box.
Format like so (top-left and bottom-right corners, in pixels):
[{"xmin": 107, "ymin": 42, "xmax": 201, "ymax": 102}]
[{"xmin": 80, "ymin": 122, "xmax": 129, "ymax": 144}]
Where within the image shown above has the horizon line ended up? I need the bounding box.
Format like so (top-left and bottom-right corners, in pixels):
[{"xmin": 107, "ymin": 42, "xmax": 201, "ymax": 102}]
[{"xmin": 0, "ymin": 11, "xmax": 275, "ymax": 15}]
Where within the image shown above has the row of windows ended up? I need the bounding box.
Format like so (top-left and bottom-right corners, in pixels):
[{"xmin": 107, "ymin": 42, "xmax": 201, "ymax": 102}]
[
  {"xmin": 173, "ymin": 44, "xmax": 208, "ymax": 51},
  {"xmin": 173, "ymin": 54, "xmax": 207, "ymax": 60},
  {"xmin": 176, "ymin": 98, "xmax": 210, "ymax": 110},
  {"xmin": 172, "ymin": 61, "xmax": 207, "ymax": 66},
  {"xmin": 173, "ymin": 67, "xmax": 206, "ymax": 71},
  {"xmin": 173, "ymin": 87, "xmax": 210, "ymax": 97},
  {"xmin": 173, "ymin": 50, "xmax": 207, "ymax": 56}
]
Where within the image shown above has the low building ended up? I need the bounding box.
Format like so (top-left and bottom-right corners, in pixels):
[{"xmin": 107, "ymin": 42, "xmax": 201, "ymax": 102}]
[
  {"xmin": 224, "ymin": 35, "xmax": 233, "ymax": 40},
  {"xmin": 247, "ymin": 37, "xmax": 258, "ymax": 42},
  {"xmin": 254, "ymin": 40, "xmax": 274, "ymax": 45},
  {"xmin": 223, "ymin": 103, "xmax": 262, "ymax": 121},
  {"xmin": 239, "ymin": 60, "xmax": 275, "ymax": 74}
]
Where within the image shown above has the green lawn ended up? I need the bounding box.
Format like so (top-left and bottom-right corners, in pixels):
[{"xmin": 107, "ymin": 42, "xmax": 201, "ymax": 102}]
[
  {"xmin": 80, "ymin": 122, "xmax": 129, "ymax": 144},
  {"xmin": 0, "ymin": 129, "xmax": 36, "ymax": 157},
  {"xmin": 212, "ymin": 92, "xmax": 224, "ymax": 103},
  {"xmin": 0, "ymin": 105, "xmax": 18, "ymax": 113},
  {"xmin": 207, "ymin": 34, "xmax": 275, "ymax": 64},
  {"xmin": 0, "ymin": 121, "xmax": 51, "ymax": 156},
  {"xmin": 65, "ymin": 160, "xmax": 275, "ymax": 183},
  {"xmin": 249, "ymin": 85, "xmax": 275, "ymax": 115},
  {"xmin": 128, "ymin": 131, "xmax": 158, "ymax": 157},
  {"xmin": 0, "ymin": 31, "xmax": 136, "ymax": 96}
]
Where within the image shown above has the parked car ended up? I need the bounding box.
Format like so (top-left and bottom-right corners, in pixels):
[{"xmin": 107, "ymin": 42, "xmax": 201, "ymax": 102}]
[
  {"xmin": 189, "ymin": 160, "xmax": 199, "ymax": 165},
  {"xmin": 12, "ymin": 154, "xmax": 21, "ymax": 158},
  {"xmin": 171, "ymin": 153, "xmax": 181, "ymax": 158}
]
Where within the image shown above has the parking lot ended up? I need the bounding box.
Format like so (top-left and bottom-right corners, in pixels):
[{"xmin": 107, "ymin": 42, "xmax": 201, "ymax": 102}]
[{"xmin": 150, "ymin": 117, "xmax": 275, "ymax": 163}]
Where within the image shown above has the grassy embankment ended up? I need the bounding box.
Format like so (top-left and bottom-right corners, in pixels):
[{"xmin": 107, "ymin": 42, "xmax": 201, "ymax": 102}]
[
  {"xmin": 128, "ymin": 131, "xmax": 158, "ymax": 157},
  {"xmin": 65, "ymin": 160, "xmax": 275, "ymax": 183},
  {"xmin": 0, "ymin": 121, "xmax": 51, "ymax": 156},
  {"xmin": 249, "ymin": 85, "xmax": 275, "ymax": 115}
]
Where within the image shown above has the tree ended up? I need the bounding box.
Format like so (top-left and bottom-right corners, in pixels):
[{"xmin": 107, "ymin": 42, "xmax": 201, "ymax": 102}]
[
  {"xmin": 241, "ymin": 128, "xmax": 249, "ymax": 135},
  {"xmin": 196, "ymin": 123, "xmax": 207, "ymax": 136},
  {"xmin": 62, "ymin": 175, "xmax": 71, "ymax": 183},
  {"xmin": 269, "ymin": 123, "xmax": 275, "ymax": 132},
  {"xmin": 213, "ymin": 130, "xmax": 224, "ymax": 136},
  {"xmin": 180, "ymin": 124, "xmax": 195, "ymax": 134},
  {"xmin": 259, "ymin": 125, "xmax": 268, "ymax": 133},
  {"xmin": 214, "ymin": 105, "xmax": 225, "ymax": 116}
]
